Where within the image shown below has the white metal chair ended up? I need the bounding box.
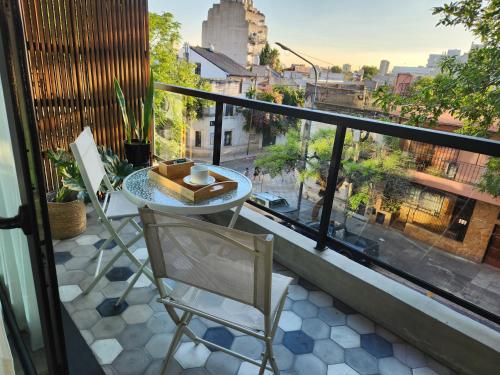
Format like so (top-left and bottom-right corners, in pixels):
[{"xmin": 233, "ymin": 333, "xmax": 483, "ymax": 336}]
[
  {"xmin": 139, "ymin": 207, "xmax": 292, "ymax": 375},
  {"xmin": 70, "ymin": 127, "xmax": 154, "ymax": 304}
]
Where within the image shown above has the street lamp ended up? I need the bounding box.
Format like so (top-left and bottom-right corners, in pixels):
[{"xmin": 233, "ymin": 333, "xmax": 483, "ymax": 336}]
[{"xmin": 276, "ymin": 42, "xmax": 319, "ymax": 215}]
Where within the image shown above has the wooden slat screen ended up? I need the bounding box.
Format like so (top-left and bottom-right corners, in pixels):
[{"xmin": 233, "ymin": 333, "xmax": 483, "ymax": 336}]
[{"xmin": 18, "ymin": 0, "xmax": 149, "ymax": 191}]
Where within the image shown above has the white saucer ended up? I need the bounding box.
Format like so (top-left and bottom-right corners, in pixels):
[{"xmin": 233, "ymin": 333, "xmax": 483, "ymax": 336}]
[{"xmin": 183, "ymin": 175, "xmax": 216, "ymax": 187}]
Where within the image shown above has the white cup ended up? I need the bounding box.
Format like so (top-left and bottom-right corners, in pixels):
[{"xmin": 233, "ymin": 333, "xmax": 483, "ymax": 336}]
[{"xmin": 190, "ymin": 165, "xmax": 209, "ymax": 184}]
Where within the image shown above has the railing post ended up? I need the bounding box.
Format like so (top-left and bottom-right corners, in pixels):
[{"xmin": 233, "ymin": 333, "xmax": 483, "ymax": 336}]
[
  {"xmin": 316, "ymin": 125, "xmax": 347, "ymax": 250},
  {"xmin": 212, "ymin": 101, "xmax": 223, "ymax": 165}
]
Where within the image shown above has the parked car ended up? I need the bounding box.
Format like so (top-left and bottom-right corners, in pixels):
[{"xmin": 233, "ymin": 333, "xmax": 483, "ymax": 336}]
[
  {"xmin": 249, "ymin": 192, "xmax": 297, "ymax": 214},
  {"xmin": 288, "ymin": 220, "xmax": 379, "ymax": 259}
]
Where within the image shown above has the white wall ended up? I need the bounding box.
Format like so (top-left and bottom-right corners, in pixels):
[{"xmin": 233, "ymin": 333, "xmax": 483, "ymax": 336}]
[{"xmin": 188, "ymin": 49, "xmax": 228, "ymax": 80}]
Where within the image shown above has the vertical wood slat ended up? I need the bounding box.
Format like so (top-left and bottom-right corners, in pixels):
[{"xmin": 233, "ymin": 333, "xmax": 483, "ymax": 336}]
[{"xmin": 18, "ymin": 0, "xmax": 149, "ymax": 191}]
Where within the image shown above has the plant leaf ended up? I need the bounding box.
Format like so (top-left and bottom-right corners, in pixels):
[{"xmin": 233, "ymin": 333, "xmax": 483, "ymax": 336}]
[
  {"xmin": 142, "ymin": 69, "xmax": 154, "ymax": 143},
  {"xmin": 127, "ymin": 106, "xmax": 138, "ymax": 141},
  {"xmin": 114, "ymin": 77, "xmax": 131, "ymax": 143}
]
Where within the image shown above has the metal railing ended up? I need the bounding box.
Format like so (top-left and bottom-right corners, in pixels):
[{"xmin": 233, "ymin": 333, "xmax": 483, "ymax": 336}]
[{"xmin": 155, "ymin": 82, "xmax": 500, "ymax": 324}]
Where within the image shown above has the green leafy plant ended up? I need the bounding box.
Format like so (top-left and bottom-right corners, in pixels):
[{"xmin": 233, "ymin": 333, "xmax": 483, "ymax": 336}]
[
  {"xmin": 47, "ymin": 147, "xmax": 134, "ymax": 203},
  {"xmin": 114, "ymin": 68, "xmax": 155, "ymax": 144},
  {"xmin": 47, "ymin": 149, "xmax": 87, "ymax": 203}
]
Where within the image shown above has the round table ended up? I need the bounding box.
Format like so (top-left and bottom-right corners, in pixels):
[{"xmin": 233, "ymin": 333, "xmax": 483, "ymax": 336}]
[{"xmin": 122, "ymin": 164, "xmax": 252, "ymax": 227}]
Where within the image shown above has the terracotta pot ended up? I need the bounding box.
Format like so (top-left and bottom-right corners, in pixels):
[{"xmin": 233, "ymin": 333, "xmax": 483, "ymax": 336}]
[{"xmin": 47, "ymin": 199, "xmax": 86, "ymax": 240}]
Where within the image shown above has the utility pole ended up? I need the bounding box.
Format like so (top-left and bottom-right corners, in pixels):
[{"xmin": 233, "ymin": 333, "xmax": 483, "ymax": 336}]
[{"xmin": 276, "ymin": 42, "xmax": 318, "ymax": 215}]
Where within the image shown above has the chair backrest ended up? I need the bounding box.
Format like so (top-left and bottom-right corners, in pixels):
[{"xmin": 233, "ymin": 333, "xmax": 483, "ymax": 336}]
[
  {"xmin": 70, "ymin": 127, "xmax": 107, "ymax": 196},
  {"xmin": 139, "ymin": 207, "xmax": 274, "ymax": 315}
]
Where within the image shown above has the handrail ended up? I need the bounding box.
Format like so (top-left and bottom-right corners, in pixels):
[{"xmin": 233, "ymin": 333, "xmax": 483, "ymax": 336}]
[
  {"xmin": 155, "ymin": 83, "xmax": 500, "ymax": 157},
  {"xmin": 154, "ymin": 82, "xmax": 500, "ymax": 324}
]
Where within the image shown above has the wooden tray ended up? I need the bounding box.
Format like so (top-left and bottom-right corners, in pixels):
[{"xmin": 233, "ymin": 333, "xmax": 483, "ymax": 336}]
[{"xmin": 148, "ymin": 160, "xmax": 238, "ymax": 202}]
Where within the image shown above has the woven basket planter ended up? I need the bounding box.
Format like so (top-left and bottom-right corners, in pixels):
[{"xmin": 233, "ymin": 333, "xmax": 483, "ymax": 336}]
[{"xmin": 47, "ymin": 200, "xmax": 86, "ymax": 240}]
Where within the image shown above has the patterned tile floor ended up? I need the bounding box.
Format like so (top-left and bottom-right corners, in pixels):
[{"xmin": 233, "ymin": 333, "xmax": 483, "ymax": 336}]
[{"xmin": 55, "ymin": 209, "xmax": 455, "ymax": 375}]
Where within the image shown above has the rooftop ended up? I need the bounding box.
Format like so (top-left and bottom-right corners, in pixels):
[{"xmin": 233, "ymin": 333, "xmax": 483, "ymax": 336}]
[{"xmin": 191, "ymin": 46, "xmax": 256, "ymax": 78}]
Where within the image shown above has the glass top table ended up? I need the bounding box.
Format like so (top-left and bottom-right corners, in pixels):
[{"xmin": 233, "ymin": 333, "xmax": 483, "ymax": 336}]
[{"xmin": 122, "ymin": 165, "xmax": 252, "ymax": 225}]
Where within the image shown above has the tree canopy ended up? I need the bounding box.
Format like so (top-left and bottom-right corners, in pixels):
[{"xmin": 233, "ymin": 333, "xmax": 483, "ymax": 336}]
[
  {"xmin": 361, "ymin": 65, "xmax": 379, "ymax": 80},
  {"xmin": 259, "ymin": 42, "xmax": 282, "ymax": 72},
  {"xmin": 241, "ymin": 86, "xmax": 305, "ymax": 135},
  {"xmin": 330, "ymin": 66, "xmax": 342, "ymax": 73},
  {"xmin": 149, "ymin": 12, "xmax": 211, "ymax": 158}
]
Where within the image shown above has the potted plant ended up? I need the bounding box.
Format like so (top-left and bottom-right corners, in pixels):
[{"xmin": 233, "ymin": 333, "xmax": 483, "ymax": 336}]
[
  {"xmin": 46, "ymin": 147, "xmax": 134, "ymax": 239},
  {"xmin": 46, "ymin": 149, "xmax": 88, "ymax": 239},
  {"xmin": 114, "ymin": 69, "xmax": 154, "ymax": 167}
]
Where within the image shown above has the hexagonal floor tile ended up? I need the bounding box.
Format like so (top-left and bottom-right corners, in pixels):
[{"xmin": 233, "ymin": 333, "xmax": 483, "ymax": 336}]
[
  {"xmin": 412, "ymin": 367, "xmax": 439, "ymax": 375},
  {"xmin": 90, "ymin": 338, "xmax": 123, "ymax": 365},
  {"xmin": 122, "ymin": 304, "xmax": 153, "ymax": 324},
  {"xmin": 205, "ymin": 351, "xmax": 241, "ymax": 375},
  {"xmin": 147, "ymin": 312, "xmax": 176, "ymax": 333},
  {"xmin": 294, "ymin": 353, "xmax": 327, "ymax": 375},
  {"xmin": 231, "ymin": 335, "xmax": 264, "ymax": 360},
  {"xmin": 58, "ymin": 285, "xmax": 82, "ymax": 302},
  {"xmin": 292, "ymin": 300, "xmax": 318, "ymax": 319},
  {"xmin": 72, "ymin": 309, "xmax": 101, "ymax": 330},
  {"xmin": 302, "ymin": 318, "xmax": 330, "ymax": 340},
  {"xmin": 71, "ymin": 245, "xmax": 96, "ymax": 257},
  {"xmin": 174, "ymin": 342, "xmax": 211, "ymax": 369},
  {"xmin": 237, "ymin": 362, "xmax": 272, "ymax": 375},
  {"xmin": 94, "ymin": 238, "xmax": 117, "ymax": 250},
  {"xmin": 345, "ymin": 348, "xmax": 378, "ymax": 375},
  {"xmin": 127, "ymin": 273, "xmax": 152, "ymax": 288},
  {"xmin": 313, "ymin": 339, "xmax": 344, "ymax": 365},
  {"xmin": 118, "ymin": 323, "xmax": 154, "ymax": 350},
  {"xmin": 54, "ymin": 251, "xmax": 73, "ymax": 265},
  {"xmin": 347, "ymin": 314, "xmax": 375, "ymax": 334},
  {"xmin": 105, "ymin": 267, "xmax": 134, "ymax": 282},
  {"xmin": 91, "ymin": 316, "xmax": 127, "ymax": 339},
  {"xmin": 133, "ymin": 247, "xmax": 149, "ymax": 260},
  {"xmin": 378, "ymin": 357, "xmax": 412, "ymax": 375},
  {"xmin": 288, "ymin": 285, "xmax": 308, "ymax": 301},
  {"xmin": 309, "ymin": 291, "xmax": 333, "ymax": 307},
  {"xmin": 145, "ymin": 333, "xmax": 174, "ymax": 359},
  {"xmin": 318, "ymin": 307, "xmax": 346, "ymax": 327},
  {"xmin": 112, "ymin": 348, "xmax": 151, "ymax": 374},
  {"xmin": 331, "ymin": 326, "xmax": 361, "ymax": 349},
  {"xmin": 278, "ymin": 311, "xmax": 302, "ymax": 332},
  {"xmin": 327, "ymin": 363, "xmax": 360, "ymax": 375},
  {"xmin": 360, "ymin": 333, "xmax": 393, "ymax": 358},
  {"xmin": 76, "ymin": 234, "xmax": 101, "ymax": 246},
  {"xmin": 96, "ymin": 298, "xmax": 129, "ymax": 317},
  {"xmin": 283, "ymin": 330, "xmax": 314, "ymax": 355},
  {"xmin": 203, "ymin": 327, "xmax": 235, "ymax": 351},
  {"xmin": 272, "ymin": 344, "xmax": 294, "ymax": 371}
]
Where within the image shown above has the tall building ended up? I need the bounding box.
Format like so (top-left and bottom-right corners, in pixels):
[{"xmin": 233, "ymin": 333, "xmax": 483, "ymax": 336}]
[
  {"xmin": 379, "ymin": 59, "xmax": 390, "ymax": 75},
  {"xmin": 202, "ymin": 0, "xmax": 267, "ymax": 67},
  {"xmin": 342, "ymin": 63, "xmax": 352, "ymax": 73}
]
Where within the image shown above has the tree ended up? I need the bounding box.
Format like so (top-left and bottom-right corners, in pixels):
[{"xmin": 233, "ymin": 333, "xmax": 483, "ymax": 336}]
[
  {"xmin": 361, "ymin": 65, "xmax": 378, "ymax": 80},
  {"xmin": 255, "ymin": 130, "xmax": 301, "ymax": 178},
  {"xmin": 373, "ymin": 0, "xmax": 499, "ymax": 196},
  {"xmin": 149, "ymin": 12, "xmax": 211, "ymax": 159},
  {"xmin": 330, "ymin": 66, "xmax": 342, "ymax": 73},
  {"xmin": 241, "ymin": 86, "xmax": 305, "ymax": 136},
  {"xmin": 259, "ymin": 42, "xmax": 282, "ymax": 72}
]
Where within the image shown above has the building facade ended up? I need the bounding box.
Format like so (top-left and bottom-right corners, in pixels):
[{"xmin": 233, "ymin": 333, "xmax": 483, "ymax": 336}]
[
  {"xmin": 202, "ymin": 0, "xmax": 267, "ymax": 66},
  {"xmin": 379, "ymin": 59, "xmax": 390, "ymax": 75},
  {"xmin": 180, "ymin": 45, "xmax": 262, "ymax": 162}
]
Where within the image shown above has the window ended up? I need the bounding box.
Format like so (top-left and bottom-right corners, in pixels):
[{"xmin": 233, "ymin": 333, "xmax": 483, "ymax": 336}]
[
  {"xmin": 210, "ymin": 120, "xmax": 215, "ymax": 127},
  {"xmin": 195, "ymin": 131, "xmax": 202, "ymax": 147},
  {"xmin": 224, "ymin": 131, "xmax": 232, "ymax": 146},
  {"xmin": 195, "ymin": 63, "xmax": 201, "ymax": 75},
  {"xmin": 210, "ymin": 132, "xmax": 214, "ymax": 146},
  {"xmin": 224, "ymin": 104, "xmax": 234, "ymax": 117}
]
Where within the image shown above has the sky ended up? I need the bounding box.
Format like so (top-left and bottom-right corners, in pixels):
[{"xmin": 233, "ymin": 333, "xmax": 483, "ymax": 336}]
[{"xmin": 148, "ymin": 0, "xmax": 476, "ymax": 69}]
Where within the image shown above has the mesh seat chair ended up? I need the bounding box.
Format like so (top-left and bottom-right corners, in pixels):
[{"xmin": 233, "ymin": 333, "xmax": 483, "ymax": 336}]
[
  {"xmin": 140, "ymin": 207, "xmax": 292, "ymax": 375},
  {"xmin": 70, "ymin": 127, "xmax": 154, "ymax": 304}
]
